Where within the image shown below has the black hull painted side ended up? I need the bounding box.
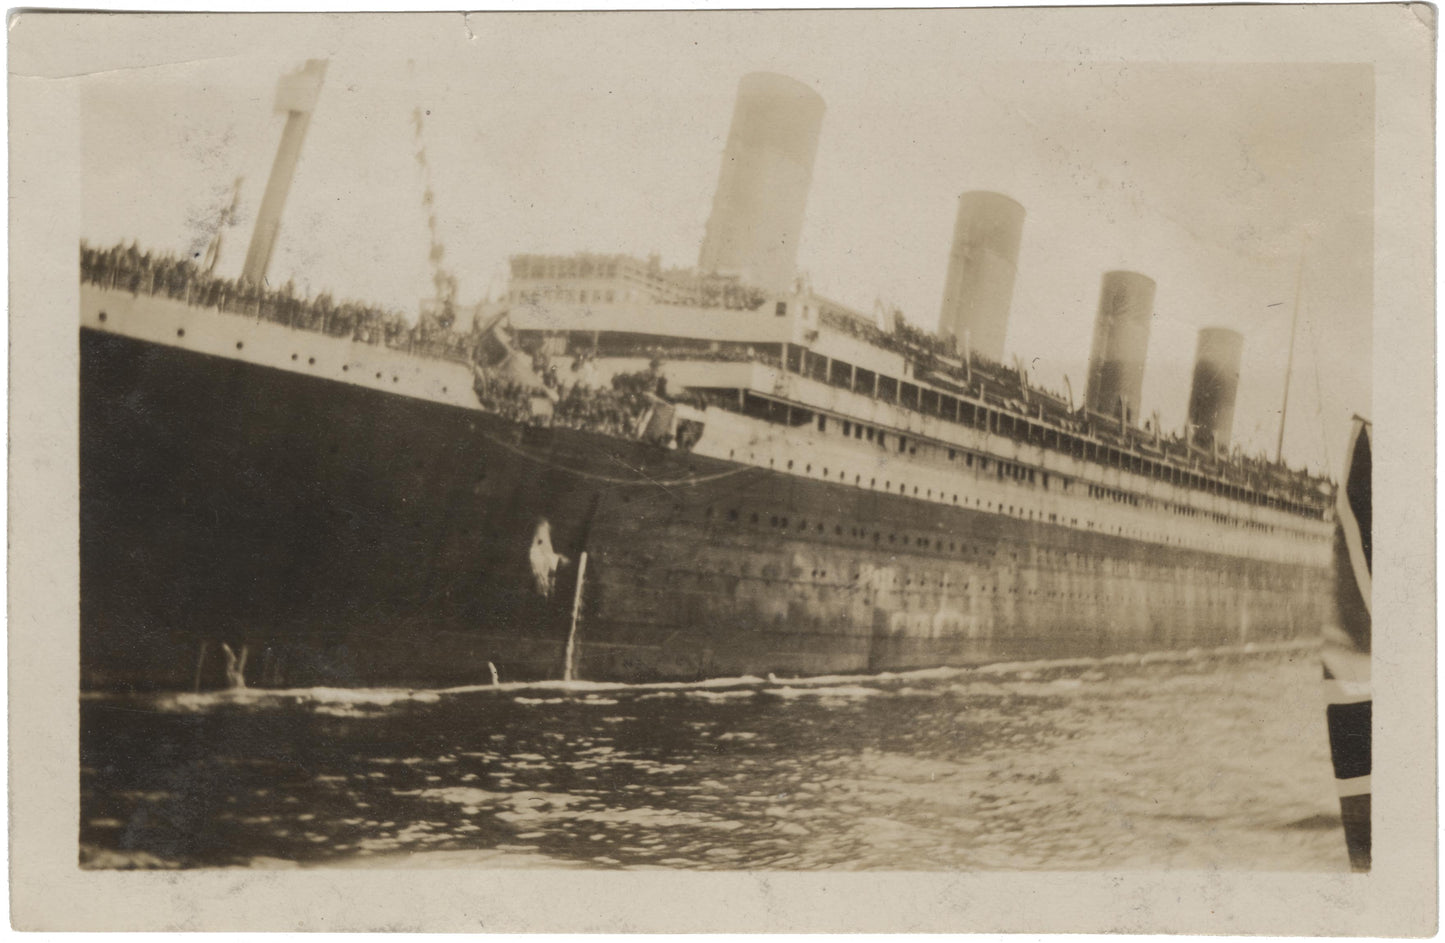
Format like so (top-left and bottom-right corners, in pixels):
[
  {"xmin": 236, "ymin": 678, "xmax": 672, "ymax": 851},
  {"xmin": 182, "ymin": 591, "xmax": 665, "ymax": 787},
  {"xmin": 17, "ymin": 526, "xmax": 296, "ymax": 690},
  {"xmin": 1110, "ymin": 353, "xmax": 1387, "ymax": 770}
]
[{"xmin": 80, "ymin": 327, "xmax": 1331, "ymax": 691}]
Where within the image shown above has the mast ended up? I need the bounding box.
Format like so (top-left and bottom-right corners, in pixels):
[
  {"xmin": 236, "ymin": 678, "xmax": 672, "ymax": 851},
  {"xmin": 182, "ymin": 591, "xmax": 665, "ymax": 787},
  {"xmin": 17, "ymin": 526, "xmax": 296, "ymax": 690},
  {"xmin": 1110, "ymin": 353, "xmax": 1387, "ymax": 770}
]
[
  {"xmin": 1275, "ymin": 243, "xmax": 1306, "ymax": 465},
  {"xmin": 240, "ymin": 59, "xmax": 328, "ymax": 286}
]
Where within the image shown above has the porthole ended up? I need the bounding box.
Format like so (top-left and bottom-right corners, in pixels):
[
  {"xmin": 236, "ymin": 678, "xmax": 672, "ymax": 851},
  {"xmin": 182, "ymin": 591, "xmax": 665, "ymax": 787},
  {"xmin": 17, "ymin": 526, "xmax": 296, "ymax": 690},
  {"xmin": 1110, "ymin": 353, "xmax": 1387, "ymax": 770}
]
[
  {"xmin": 343, "ymin": 365, "xmax": 350, "ymax": 372},
  {"xmin": 176, "ymin": 328, "xmax": 185, "ymax": 338},
  {"xmin": 98, "ymin": 312, "xmax": 107, "ymax": 322},
  {"xmin": 291, "ymin": 353, "xmax": 298, "ymax": 361},
  {"xmin": 308, "ymin": 357, "xmax": 316, "ymax": 366},
  {"xmin": 236, "ymin": 341, "xmax": 244, "ymax": 350}
]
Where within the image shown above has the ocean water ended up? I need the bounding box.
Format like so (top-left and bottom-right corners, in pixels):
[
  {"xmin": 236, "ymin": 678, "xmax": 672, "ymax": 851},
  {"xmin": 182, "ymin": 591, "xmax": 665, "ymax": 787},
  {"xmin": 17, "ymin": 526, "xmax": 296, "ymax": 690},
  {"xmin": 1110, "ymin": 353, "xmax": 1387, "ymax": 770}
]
[{"xmin": 79, "ymin": 645, "xmax": 1351, "ymax": 871}]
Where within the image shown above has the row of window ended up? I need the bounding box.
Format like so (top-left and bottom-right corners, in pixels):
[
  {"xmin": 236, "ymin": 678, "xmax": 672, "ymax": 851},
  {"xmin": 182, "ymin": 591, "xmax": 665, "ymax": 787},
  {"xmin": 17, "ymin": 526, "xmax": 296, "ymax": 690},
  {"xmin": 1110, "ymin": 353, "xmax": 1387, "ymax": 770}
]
[
  {"xmin": 733, "ymin": 391, "xmax": 1325, "ymax": 543},
  {"xmin": 782, "ymin": 343, "xmax": 1325, "ymax": 519},
  {"xmin": 695, "ymin": 506, "xmax": 1305, "ymax": 594},
  {"xmin": 510, "ymin": 287, "xmax": 620, "ymax": 305},
  {"xmin": 716, "ymin": 436, "xmax": 1334, "ymax": 552}
]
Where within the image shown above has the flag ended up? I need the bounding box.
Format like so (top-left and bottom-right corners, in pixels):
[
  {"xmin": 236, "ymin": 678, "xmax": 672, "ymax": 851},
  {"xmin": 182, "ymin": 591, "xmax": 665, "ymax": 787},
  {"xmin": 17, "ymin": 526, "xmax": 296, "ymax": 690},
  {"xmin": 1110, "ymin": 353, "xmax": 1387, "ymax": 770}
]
[{"xmin": 1323, "ymin": 416, "xmax": 1371, "ymax": 871}]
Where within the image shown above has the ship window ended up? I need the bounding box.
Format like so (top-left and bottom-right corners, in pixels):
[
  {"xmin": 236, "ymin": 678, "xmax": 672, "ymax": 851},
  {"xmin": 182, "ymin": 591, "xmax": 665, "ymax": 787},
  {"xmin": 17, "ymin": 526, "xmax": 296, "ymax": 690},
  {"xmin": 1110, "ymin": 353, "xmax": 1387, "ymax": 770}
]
[
  {"xmin": 817, "ymin": 415, "xmax": 826, "ymax": 432},
  {"xmin": 843, "ymin": 420, "xmax": 852, "ymax": 436},
  {"xmin": 898, "ymin": 436, "xmax": 907, "ymax": 453},
  {"xmin": 775, "ymin": 301, "xmax": 787, "ymax": 317},
  {"xmin": 853, "ymin": 367, "xmax": 876, "ymax": 396},
  {"xmin": 308, "ymin": 357, "xmax": 316, "ymax": 366},
  {"xmin": 900, "ymin": 383, "xmax": 920, "ymax": 410},
  {"xmin": 855, "ymin": 425, "xmax": 863, "ymax": 439},
  {"xmin": 787, "ymin": 460, "xmax": 794, "ymax": 470},
  {"xmin": 291, "ymin": 353, "xmax": 298, "ymax": 361},
  {"xmin": 236, "ymin": 341, "xmax": 244, "ymax": 350}
]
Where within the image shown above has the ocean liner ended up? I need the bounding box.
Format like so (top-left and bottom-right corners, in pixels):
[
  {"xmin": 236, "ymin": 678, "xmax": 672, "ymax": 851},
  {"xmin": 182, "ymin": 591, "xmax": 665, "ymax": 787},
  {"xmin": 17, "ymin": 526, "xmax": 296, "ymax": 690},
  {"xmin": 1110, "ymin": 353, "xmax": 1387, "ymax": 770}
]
[{"xmin": 80, "ymin": 67, "xmax": 1334, "ymax": 692}]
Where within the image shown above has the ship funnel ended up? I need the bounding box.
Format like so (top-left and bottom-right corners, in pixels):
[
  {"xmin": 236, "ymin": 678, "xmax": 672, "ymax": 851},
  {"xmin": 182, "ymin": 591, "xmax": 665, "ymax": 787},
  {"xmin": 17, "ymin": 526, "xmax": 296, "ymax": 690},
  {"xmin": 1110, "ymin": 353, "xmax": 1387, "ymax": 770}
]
[
  {"xmin": 698, "ymin": 72, "xmax": 825, "ymax": 295},
  {"xmin": 1084, "ymin": 270, "xmax": 1156, "ymax": 425},
  {"xmin": 937, "ymin": 191, "xmax": 1025, "ymax": 363},
  {"xmin": 1187, "ymin": 327, "xmax": 1244, "ymax": 450}
]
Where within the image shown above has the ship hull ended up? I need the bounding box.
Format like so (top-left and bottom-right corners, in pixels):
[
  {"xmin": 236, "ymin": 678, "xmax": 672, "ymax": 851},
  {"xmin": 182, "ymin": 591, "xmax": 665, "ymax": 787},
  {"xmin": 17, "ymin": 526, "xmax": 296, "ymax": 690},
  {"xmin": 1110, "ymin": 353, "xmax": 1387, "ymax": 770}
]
[{"xmin": 81, "ymin": 324, "xmax": 1331, "ymax": 692}]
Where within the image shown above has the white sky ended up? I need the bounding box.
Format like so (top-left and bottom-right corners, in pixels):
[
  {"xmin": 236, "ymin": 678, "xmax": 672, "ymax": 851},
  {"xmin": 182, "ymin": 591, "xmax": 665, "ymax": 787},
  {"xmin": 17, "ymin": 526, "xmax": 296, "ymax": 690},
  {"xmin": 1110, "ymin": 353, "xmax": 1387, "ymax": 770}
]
[{"xmin": 80, "ymin": 13, "xmax": 1372, "ymax": 474}]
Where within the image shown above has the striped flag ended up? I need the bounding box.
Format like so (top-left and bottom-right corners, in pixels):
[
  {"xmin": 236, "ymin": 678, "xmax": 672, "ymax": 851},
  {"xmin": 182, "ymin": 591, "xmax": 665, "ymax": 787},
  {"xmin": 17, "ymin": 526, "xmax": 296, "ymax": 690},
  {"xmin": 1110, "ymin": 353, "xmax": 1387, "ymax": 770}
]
[{"xmin": 1322, "ymin": 416, "xmax": 1371, "ymax": 871}]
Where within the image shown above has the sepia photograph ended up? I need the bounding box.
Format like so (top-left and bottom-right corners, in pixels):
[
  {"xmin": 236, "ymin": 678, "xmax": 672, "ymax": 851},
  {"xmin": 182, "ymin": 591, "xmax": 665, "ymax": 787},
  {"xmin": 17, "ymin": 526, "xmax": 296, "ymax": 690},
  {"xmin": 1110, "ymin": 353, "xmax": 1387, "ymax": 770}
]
[{"xmin": 10, "ymin": 6, "xmax": 1436, "ymax": 934}]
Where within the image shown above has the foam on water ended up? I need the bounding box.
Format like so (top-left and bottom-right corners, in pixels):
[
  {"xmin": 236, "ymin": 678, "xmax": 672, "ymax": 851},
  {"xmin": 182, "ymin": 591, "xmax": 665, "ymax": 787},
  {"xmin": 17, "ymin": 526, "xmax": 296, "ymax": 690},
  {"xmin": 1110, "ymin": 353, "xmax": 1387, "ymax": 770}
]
[{"xmin": 85, "ymin": 638, "xmax": 1320, "ymax": 716}]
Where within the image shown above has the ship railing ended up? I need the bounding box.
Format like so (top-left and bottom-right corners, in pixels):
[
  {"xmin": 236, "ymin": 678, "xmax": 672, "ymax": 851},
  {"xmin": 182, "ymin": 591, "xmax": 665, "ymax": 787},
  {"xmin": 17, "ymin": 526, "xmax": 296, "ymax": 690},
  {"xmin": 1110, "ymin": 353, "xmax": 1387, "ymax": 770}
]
[{"xmin": 80, "ymin": 239, "xmax": 480, "ymax": 369}]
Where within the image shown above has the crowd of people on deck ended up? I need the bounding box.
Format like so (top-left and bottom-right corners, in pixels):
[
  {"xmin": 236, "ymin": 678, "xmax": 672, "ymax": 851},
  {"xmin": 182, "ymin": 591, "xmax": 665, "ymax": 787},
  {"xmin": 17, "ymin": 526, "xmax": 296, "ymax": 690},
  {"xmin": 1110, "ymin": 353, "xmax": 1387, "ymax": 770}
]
[
  {"xmin": 80, "ymin": 240, "xmax": 472, "ymax": 361},
  {"xmin": 73, "ymin": 236, "xmax": 696, "ymax": 442},
  {"xmin": 470, "ymin": 376, "xmax": 544, "ymax": 426}
]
